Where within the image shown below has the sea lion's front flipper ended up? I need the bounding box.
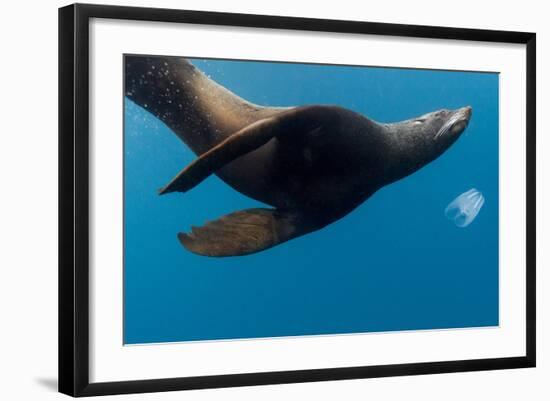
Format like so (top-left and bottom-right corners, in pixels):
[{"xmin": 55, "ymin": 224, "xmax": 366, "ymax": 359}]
[
  {"xmin": 178, "ymin": 208, "xmax": 317, "ymax": 257},
  {"xmin": 159, "ymin": 106, "xmax": 334, "ymax": 195}
]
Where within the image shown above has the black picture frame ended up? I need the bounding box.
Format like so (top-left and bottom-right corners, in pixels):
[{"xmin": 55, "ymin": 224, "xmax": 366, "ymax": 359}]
[{"xmin": 59, "ymin": 3, "xmax": 536, "ymax": 397}]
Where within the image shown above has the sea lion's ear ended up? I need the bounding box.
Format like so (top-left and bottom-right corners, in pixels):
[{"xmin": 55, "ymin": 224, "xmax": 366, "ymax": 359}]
[
  {"xmin": 177, "ymin": 208, "xmax": 316, "ymax": 257},
  {"xmin": 159, "ymin": 106, "xmax": 332, "ymax": 195}
]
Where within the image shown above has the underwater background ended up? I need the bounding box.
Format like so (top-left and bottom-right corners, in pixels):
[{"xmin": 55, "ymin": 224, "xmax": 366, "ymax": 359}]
[{"xmin": 124, "ymin": 58, "xmax": 499, "ymax": 344}]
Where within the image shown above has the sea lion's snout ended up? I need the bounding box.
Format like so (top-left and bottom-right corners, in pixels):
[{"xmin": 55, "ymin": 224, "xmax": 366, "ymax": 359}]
[
  {"xmin": 455, "ymin": 105, "xmax": 472, "ymax": 126},
  {"xmin": 449, "ymin": 106, "xmax": 472, "ymax": 136},
  {"xmin": 434, "ymin": 105, "xmax": 472, "ymax": 140},
  {"xmin": 455, "ymin": 105, "xmax": 472, "ymax": 123}
]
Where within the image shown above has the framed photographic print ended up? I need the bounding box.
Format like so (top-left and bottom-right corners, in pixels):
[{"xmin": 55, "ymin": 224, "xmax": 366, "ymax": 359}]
[{"xmin": 58, "ymin": 3, "xmax": 536, "ymax": 397}]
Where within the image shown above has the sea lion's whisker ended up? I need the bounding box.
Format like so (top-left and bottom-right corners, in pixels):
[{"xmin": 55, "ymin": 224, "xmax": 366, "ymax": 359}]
[{"xmin": 434, "ymin": 112, "xmax": 467, "ymax": 140}]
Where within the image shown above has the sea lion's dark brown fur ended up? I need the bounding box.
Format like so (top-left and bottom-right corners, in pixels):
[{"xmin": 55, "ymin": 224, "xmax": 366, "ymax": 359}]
[{"xmin": 125, "ymin": 55, "xmax": 472, "ymax": 257}]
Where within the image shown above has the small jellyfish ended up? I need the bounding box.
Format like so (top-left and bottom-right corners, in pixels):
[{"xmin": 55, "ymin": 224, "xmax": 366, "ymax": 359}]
[{"xmin": 445, "ymin": 188, "xmax": 485, "ymax": 228}]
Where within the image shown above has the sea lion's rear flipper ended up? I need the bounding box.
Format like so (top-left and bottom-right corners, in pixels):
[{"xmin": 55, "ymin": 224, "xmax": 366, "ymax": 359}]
[
  {"xmin": 159, "ymin": 106, "xmax": 333, "ymax": 195},
  {"xmin": 178, "ymin": 208, "xmax": 316, "ymax": 257}
]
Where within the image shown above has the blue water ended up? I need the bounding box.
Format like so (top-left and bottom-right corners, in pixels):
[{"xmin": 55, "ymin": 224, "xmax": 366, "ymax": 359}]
[{"xmin": 124, "ymin": 58, "xmax": 499, "ymax": 344}]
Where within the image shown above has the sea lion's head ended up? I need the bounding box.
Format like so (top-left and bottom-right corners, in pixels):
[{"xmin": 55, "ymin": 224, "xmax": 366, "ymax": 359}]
[{"xmin": 384, "ymin": 106, "xmax": 472, "ymax": 183}]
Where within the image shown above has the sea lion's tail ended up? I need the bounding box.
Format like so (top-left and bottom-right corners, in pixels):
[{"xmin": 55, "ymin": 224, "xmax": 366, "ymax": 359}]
[{"xmin": 124, "ymin": 55, "xmax": 267, "ymax": 155}]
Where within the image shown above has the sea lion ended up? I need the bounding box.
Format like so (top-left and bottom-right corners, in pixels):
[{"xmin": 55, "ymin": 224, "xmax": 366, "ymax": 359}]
[{"xmin": 125, "ymin": 55, "xmax": 472, "ymax": 257}]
